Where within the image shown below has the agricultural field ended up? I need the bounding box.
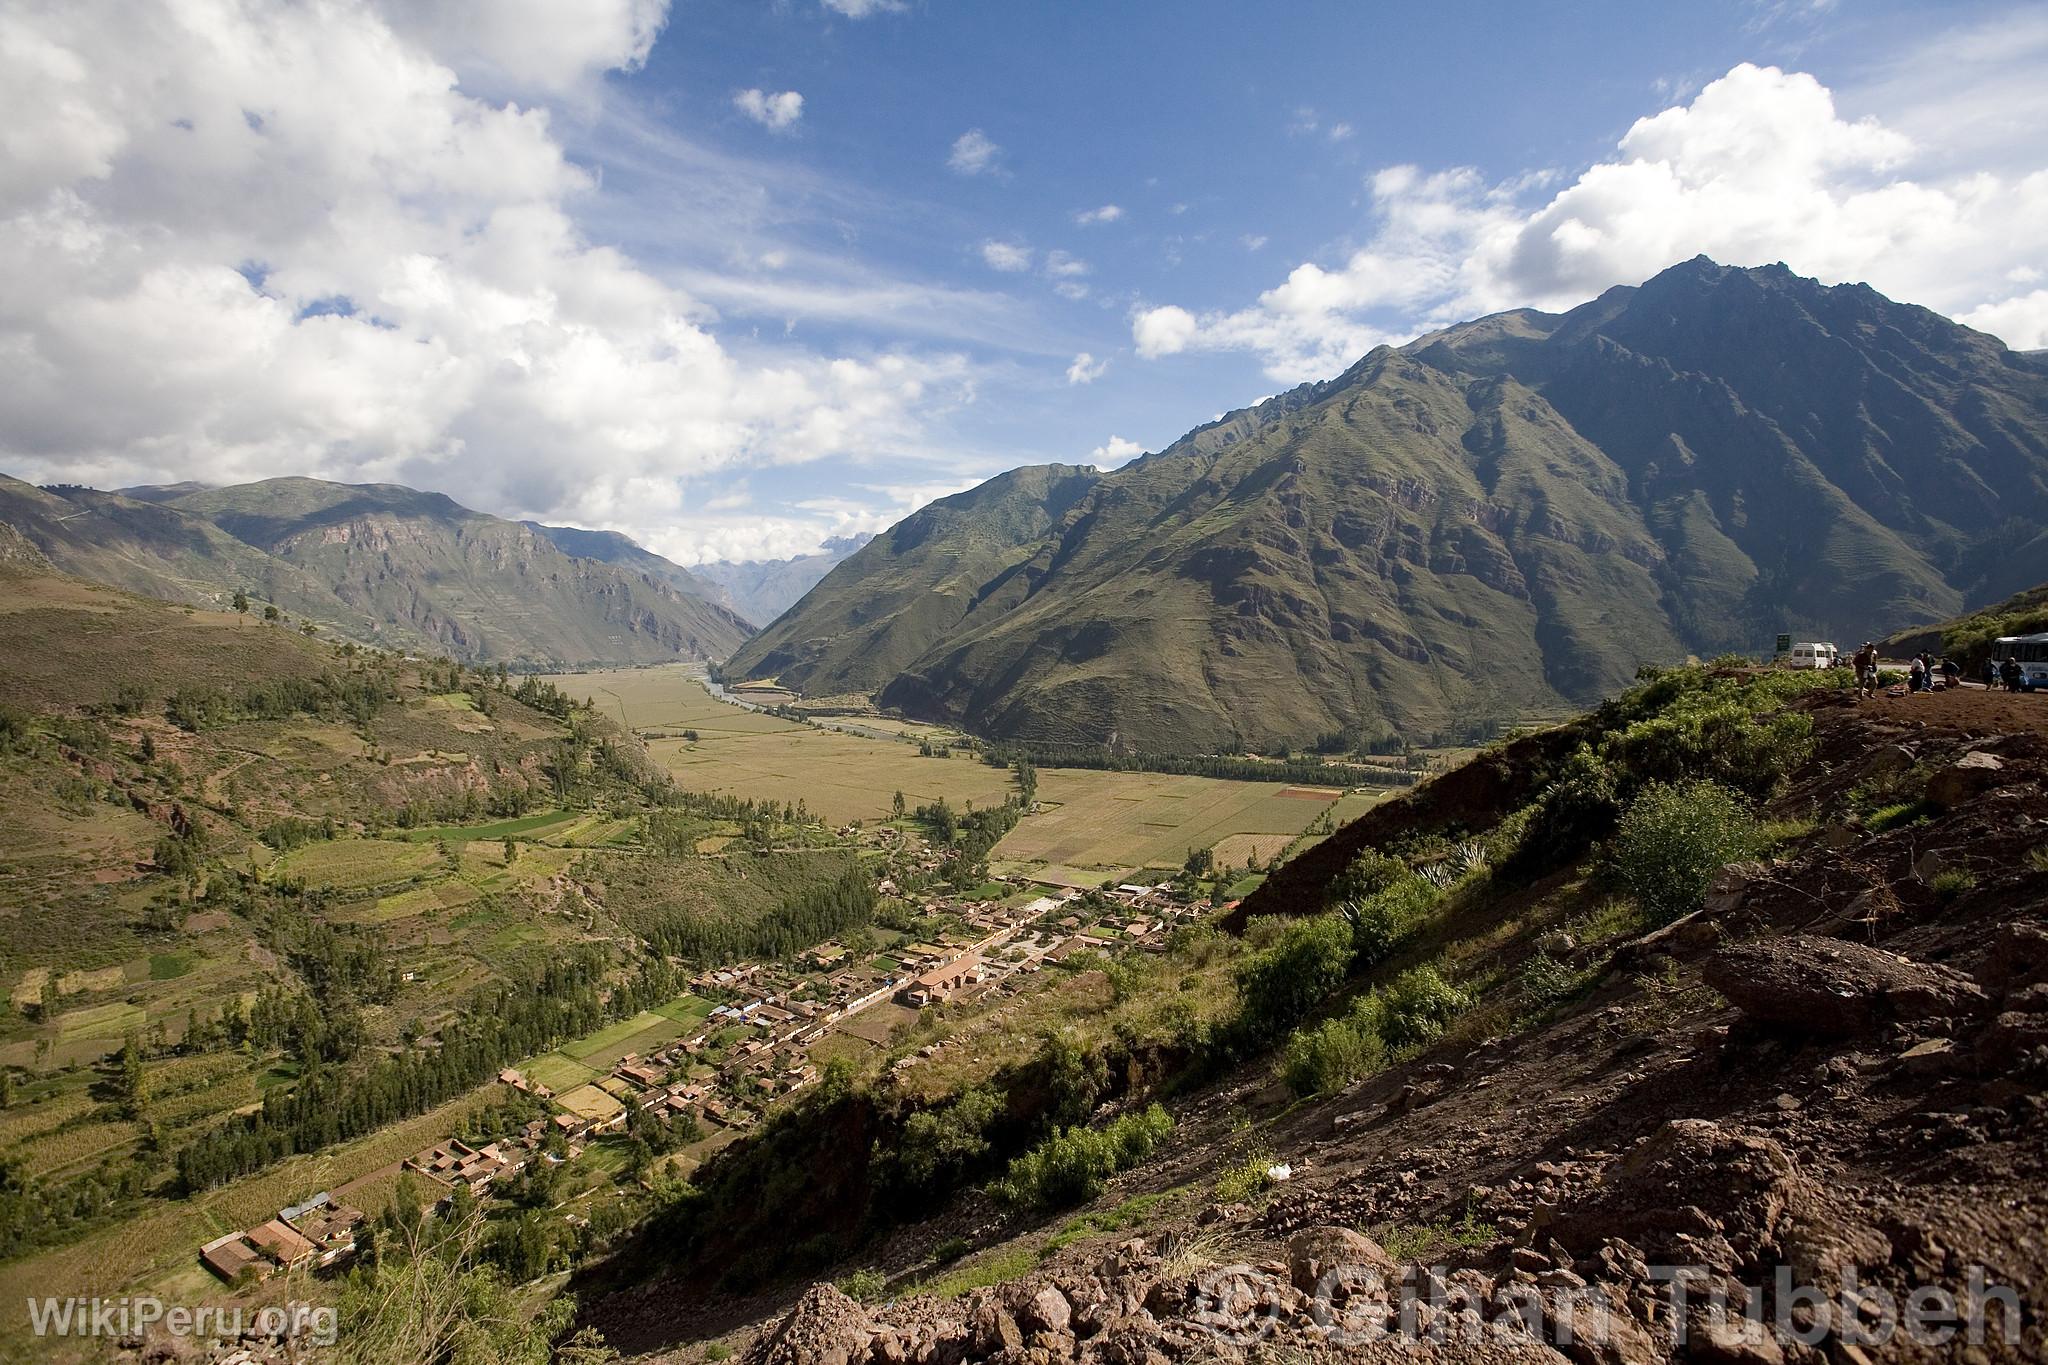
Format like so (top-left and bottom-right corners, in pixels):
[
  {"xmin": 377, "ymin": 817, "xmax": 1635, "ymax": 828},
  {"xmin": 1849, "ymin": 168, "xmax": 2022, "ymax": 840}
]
[
  {"xmin": 540, "ymin": 666, "xmax": 1016, "ymax": 824},
  {"xmin": 994, "ymin": 770, "xmax": 1342, "ymax": 874}
]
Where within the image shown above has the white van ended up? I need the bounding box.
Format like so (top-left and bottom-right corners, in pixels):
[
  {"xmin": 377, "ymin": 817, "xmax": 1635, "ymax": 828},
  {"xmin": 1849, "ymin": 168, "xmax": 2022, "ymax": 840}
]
[{"xmin": 1779, "ymin": 641, "xmax": 1840, "ymax": 669}]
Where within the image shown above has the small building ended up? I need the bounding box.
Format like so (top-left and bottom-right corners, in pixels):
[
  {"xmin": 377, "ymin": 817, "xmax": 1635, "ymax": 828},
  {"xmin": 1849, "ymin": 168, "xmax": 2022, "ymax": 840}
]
[
  {"xmin": 199, "ymin": 1232, "xmax": 273, "ymax": 1284},
  {"xmin": 246, "ymin": 1219, "xmax": 317, "ymax": 1271},
  {"xmin": 896, "ymin": 952, "xmax": 984, "ymax": 1007},
  {"xmin": 280, "ymin": 1193, "xmax": 366, "ymax": 1267}
]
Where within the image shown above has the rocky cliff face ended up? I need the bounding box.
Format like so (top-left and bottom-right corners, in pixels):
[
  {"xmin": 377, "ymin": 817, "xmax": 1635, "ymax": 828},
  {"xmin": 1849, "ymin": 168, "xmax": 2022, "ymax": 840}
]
[{"xmin": 733, "ymin": 260, "xmax": 2048, "ymax": 751}]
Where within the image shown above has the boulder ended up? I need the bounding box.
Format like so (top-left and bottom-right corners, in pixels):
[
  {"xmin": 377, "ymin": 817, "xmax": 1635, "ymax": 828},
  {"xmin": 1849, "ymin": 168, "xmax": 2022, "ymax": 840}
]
[
  {"xmin": 1020, "ymin": 1285, "xmax": 1072, "ymax": 1339},
  {"xmin": 1925, "ymin": 751, "xmax": 2008, "ymax": 808},
  {"xmin": 1703, "ymin": 936, "xmax": 1990, "ymax": 1037},
  {"xmin": 1285, "ymin": 1224, "xmax": 1398, "ymax": 1295}
]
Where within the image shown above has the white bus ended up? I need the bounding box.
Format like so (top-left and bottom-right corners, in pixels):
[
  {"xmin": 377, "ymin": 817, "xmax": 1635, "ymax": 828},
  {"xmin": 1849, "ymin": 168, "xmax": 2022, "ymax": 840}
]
[{"xmin": 1992, "ymin": 633, "xmax": 2048, "ymax": 691}]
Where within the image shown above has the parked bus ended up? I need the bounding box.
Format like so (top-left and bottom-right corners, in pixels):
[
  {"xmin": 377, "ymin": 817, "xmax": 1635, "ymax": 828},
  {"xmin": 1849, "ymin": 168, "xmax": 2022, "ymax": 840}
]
[{"xmin": 1992, "ymin": 633, "xmax": 2048, "ymax": 691}]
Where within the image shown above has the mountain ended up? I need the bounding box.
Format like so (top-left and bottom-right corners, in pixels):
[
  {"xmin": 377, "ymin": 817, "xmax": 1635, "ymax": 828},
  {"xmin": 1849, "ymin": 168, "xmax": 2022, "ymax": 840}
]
[
  {"xmin": 524, "ymin": 521, "xmax": 731, "ymax": 612},
  {"xmin": 731, "ymin": 259, "xmax": 2048, "ymax": 750},
  {"xmin": 689, "ymin": 534, "xmax": 876, "ymax": 630},
  {"xmin": 1, "ymin": 474, "xmax": 751, "ymax": 667}
]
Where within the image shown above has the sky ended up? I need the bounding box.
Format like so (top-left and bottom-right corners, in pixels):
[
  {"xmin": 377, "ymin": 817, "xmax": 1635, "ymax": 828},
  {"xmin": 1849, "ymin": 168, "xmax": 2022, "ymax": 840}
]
[{"xmin": 2, "ymin": 0, "xmax": 2044, "ymax": 567}]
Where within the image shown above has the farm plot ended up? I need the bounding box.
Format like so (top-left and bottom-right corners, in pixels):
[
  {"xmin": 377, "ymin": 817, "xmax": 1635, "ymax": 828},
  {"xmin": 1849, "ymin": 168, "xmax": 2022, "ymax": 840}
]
[
  {"xmin": 277, "ymin": 838, "xmax": 444, "ymax": 891},
  {"xmin": 557, "ymin": 1009, "xmax": 690, "ymax": 1071},
  {"xmin": 542, "ymin": 667, "xmax": 1014, "ymax": 823},
  {"xmin": 995, "ymin": 770, "xmax": 1339, "ymax": 872},
  {"xmin": 524, "ymin": 1051, "xmax": 598, "ymax": 1093}
]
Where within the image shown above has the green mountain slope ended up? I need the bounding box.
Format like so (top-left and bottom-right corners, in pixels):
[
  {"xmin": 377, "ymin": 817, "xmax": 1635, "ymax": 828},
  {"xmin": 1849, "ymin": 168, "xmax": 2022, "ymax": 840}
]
[
  {"xmin": 729, "ymin": 259, "xmax": 2048, "ymax": 750},
  {"xmin": 167, "ymin": 478, "xmax": 752, "ymax": 665},
  {"xmin": 2, "ymin": 474, "xmax": 750, "ymax": 667}
]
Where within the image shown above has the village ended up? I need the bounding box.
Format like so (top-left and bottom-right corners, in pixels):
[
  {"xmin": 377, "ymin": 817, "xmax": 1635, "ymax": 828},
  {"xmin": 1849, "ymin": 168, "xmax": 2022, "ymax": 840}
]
[{"xmin": 191, "ymin": 874, "xmax": 1205, "ymax": 1287}]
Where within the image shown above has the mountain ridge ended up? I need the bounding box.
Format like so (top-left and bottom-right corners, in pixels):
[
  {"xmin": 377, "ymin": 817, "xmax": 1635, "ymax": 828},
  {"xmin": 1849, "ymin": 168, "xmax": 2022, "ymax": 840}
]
[
  {"xmin": 0, "ymin": 474, "xmax": 751, "ymax": 667},
  {"xmin": 730, "ymin": 258, "xmax": 2048, "ymax": 750}
]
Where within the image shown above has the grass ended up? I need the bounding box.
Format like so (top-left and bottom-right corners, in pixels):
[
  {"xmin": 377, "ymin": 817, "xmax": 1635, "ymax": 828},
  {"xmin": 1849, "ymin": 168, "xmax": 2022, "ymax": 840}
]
[
  {"xmin": 524, "ymin": 1052, "xmax": 598, "ymax": 1092},
  {"xmin": 1377, "ymin": 1212, "xmax": 1498, "ymax": 1262},
  {"xmin": 909, "ymin": 1245, "xmax": 1039, "ymax": 1300},
  {"xmin": 147, "ymin": 952, "xmax": 194, "ymax": 981},
  {"xmin": 1041, "ymin": 1192, "xmax": 1168, "ymax": 1257},
  {"xmin": 654, "ymin": 994, "xmax": 716, "ymax": 1026},
  {"xmin": 55, "ymin": 1001, "xmax": 145, "ymax": 1043},
  {"xmin": 998, "ymin": 769, "xmax": 1341, "ymax": 872},
  {"xmin": 392, "ymin": 809, "xmax": 577, "ymax": 843},
  {"xmin": 277, "ymin": 838, "xmax": 443, "ymax": 891}
]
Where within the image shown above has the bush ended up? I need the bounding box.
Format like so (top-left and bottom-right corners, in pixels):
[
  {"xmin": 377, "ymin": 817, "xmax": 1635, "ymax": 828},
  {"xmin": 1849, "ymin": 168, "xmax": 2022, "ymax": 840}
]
[
  {"xmin": 1231, "ymin": 914, "xmax": 1354, "ymax": 1043},
  {"xmin": 1367, "ymin": 966, "xmax": 1470, "ymax": 1048},
  {"xmin": 837, "ymin": 1268, "xmax": 887, "ymax": 1303},
  {"xmin": 1609, "ymin": 780, "xmax": 1765, "ymax": 923},
  {"xmin": 1281, "ymin": 1014, "xmax": 1387, "ymax": 1097},
  {"xmin": 991, "ymin": 1104, "xmax": 1173, "ymax": 1211}
]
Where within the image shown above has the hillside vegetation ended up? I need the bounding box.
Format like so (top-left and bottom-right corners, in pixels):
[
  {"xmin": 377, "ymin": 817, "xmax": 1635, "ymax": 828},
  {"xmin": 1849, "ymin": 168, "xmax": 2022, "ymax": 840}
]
[
  {"xmin": 1, "ymin": 474, "xmax": 750, "ymax": 668},
  {"xmin": 733, "ymin": 258, "xmax": 2048, "ymax": 751}
]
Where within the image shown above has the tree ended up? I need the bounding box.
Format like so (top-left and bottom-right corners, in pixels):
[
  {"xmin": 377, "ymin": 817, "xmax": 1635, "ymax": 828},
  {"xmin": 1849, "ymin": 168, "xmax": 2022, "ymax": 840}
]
[
  {"xmin": 1183, "ymin": 846, "xmax": 1214, "ymax": 879},
  {"xmin": 231, "ymin": 589, "xmax": 249, "ymax": 619},
  {"xmin": 502, "ymin": 836, "xmax": 517, "ymax": 866},
  {"xmin": 892, "ymin": 790, "xmax": 906, "ymax": 819},
  {"xmin": 115, "ymin": 1035, "xmax": 147, "ymax": 1119},
  {"xmin": 263, "ymin": 605, "xmax": 281, "ymax": 623}
]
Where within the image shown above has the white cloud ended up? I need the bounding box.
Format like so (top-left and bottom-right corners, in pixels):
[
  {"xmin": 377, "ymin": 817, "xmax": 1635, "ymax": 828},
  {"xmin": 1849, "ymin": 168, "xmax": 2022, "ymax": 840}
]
[
  {"xmin": 1960, "ymin": 290, "xmax": 2048, "ymax": 350},
  {"xmin": 1131, "ymin": 305, "xmax": 1198, "ymax": 358},
  {"xmin": 980, "ymin": 239, "xmax": 1032, "ymax": 272},
  {"xmin": 1242, "ymin": 234, "xmax": 1269, "ymax": 252},
  {"xmin": 1132, "ymin": 60, "xmax": 2048, "ymax": 380},
  {"xmin": 948, "ymin": 128, "xmax": 1001, "ymax": 176},
  {"xmin": 1052, "ymin": 281, "xmax": 1090, "ymax": 301},
  {"xmin": 1327, "ymin": 122, "xmax": 1354, "ymax": 142},
  {"xmin": 384, "ymin": 0, "xmax": 668, "ymax": 94},
  {"xmin": 0, "ymin": 0, "xmax": 968, "ymax": 555},
  {"xmin": 1043, "ymin": 250, "xmax": 1089, "ymax": 279},
  {"xmin": 1089, "ymin": 435, "xmax": 1144, "ymax": 467},
  {"xmin": 820, "ymin": 0, "xmax": 905, "ymax": 16},
  {"xmin": 733, "ymin": 88, "xmax": 803, "ymax": 132},
  {"xmin": 1073, "ymin": 204, "xmax": 1123, "ymax": 226},
  {"xmin": 1065, "ymin": 352, "xmax": 1107, "ymax": 385}
]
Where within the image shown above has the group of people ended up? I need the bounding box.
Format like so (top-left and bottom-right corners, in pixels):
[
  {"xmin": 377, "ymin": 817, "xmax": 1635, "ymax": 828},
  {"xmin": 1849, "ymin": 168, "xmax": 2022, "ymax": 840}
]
[
  {"xmin": 1850, "ymin": 641, "xmax": 2027, "ymax": 696},
  {"xmin": 1987, "ymin": 654, "xmax": 2030, "ymax": 692}
]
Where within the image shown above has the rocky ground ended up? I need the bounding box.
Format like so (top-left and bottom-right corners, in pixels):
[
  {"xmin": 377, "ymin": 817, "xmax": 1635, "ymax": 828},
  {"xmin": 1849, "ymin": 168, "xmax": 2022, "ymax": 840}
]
[{"xmin": 621, "ymin": 688, "xmax": 2048, "ymax": 1364}]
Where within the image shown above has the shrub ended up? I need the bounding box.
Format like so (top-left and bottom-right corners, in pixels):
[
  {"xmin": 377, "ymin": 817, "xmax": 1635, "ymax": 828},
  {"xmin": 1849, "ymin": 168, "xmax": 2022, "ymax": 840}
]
[
  {"xmin": 1281, "ymin": 1014, "xmax": 1386, "ymax": 1097},
  {"xmin": 1610, "ymin": 780, "xmax": 1765, "ymax": 923},
  {"xmin": 991, "ymin": 1104, "xmax": 1173, "ymax": 1211},
  {"xmin": 1342, "ymin": 873, "xmax": 1442, "ymax": 969},
  {"xmin": 1930, "ymin": 868, "xmax": 1976, "ymax": 902},
  {"xmin": 1213, "ymin": 1152, "xmax": 1276, "ymax": 1203},
  {"xmin": 1517, "ymin": 951, "xmax": 1581, "ymax": 1012},
  {"xmin": 837, "ymin": 1268, "xmax": 887, "ymax": 1303},
  {"xmin": 882, "ymin": 1084, "xmax": 1004, "ymax": 1205},
  {"xmin": 1367, "ymin": 966, "xmax": 1470, "ymax": 1048},
  {"xmin": 1231, "ymin": 914, "xmax": 1353, "ymax": 1043}
]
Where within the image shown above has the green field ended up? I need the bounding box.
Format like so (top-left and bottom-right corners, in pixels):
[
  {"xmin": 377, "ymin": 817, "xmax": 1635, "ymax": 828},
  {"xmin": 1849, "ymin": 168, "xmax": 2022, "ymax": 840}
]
[
  {"xmin": 277, "ymin": 838, "xmax": 445, "ymax": 891},
  {"xmin": 995, "ymin": 770, "xmax": 1341, "ymax": 872},
  {"xmin": 394, "ymin": 809, "xmax": 577, "ymax": 842},
  {"xmin": 543, "ymin": 667, "xmax": 1370, "ymax": 868}
]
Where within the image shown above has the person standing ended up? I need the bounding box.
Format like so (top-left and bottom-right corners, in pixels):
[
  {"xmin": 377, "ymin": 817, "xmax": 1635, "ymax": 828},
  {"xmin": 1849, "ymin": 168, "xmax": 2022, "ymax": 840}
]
[
  {"xmin": 2002, "ymin": 655, "xmax": 2025, "ymax": 692},
  {"xmin": 1852, "ymin": 641, "xmax": 1879, "ymax": 699}
]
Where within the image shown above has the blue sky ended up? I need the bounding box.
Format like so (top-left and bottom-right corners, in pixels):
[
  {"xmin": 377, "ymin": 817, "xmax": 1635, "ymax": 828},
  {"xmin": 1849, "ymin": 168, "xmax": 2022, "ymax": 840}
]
[{"xmin": 2, "ymin": 0, "xmax": 2044, "ymax": 564}]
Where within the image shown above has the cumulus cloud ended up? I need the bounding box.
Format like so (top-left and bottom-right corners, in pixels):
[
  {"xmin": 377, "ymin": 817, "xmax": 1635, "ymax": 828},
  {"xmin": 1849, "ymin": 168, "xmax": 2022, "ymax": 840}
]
[
  {"xmin": 1134, "ymin": 61, "xmax": 2048, "ymax": 380},
  {"xmin": 948, "ymin": 128, "xmax": 1001, "ymax": 176},
  {"xmin": 1065, "ymin": 352, "xmax": 1107, "ymax": 385},
  {"xmin": 734, "ymin": 88, "xmax": 804, "ymax": 131},
  {"xmin": 1073, "ymin": 204, "xmax": 1123, "ymax": 226},
  {"xmin": 384, "ymin": 0, "xmax": 668, "ymax": 93},
  {"xmin": 0, "ymin": 0, "xmax": 967, "ymax": 552},
  {"xmin": 1089, "ymin": 435, "xmax": 1144, "ymax": 467},
  {"xmin": 1042, "ymin": 250, "xmax": 1089, "ymax": 279},
  {"xmin": 980, "ymin": 240, "xmax": 1032, "ymax": 272}
]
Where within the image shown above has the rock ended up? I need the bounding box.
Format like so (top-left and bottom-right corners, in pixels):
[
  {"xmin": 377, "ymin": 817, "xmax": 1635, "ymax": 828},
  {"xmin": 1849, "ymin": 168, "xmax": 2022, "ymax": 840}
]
[
  {"xmin": 1691, "ymin": 1315, "xmax": 1786, "ymax": 1364},
  {"xmin": 1704, "ymin": 860, "xmax": 1769, "ymax": 915},
  {"xmin": 1926, "ymin": 751, "xmax": 2008, "ymax": 808},
  {"xmin": 1286, "ymin": 1224, "xmax": 1398, "ymax": 1295},
  {"xmin": 967, "ymin": 1301, "xmax": 1023, "ymax": 1357},
  {"xmin": 1536, "ymin": 929, "xmax": 1578, "ymax": 956},
  {"xmin": 1913, "ymin": 848, "xmax": 1953, "ymax": 883},
  {"xmin": 749, "ymin": 1285, "xmax": 874, "ymax": 1365},
  {"xmin": 1020, "ymin": 1286, "xmax": 1071, "ymax": 1339},
  {"xmin": 1703, "ymin": 936, "xmax": 1990, "ymax": 1037},
  {"xmin": 1898, "ymin": 1038, "xmax": 1957, "ymax": 1075},
  {"xmin": 1820, "ymin": 822, "xmax": 1859, "ymax": 851}
]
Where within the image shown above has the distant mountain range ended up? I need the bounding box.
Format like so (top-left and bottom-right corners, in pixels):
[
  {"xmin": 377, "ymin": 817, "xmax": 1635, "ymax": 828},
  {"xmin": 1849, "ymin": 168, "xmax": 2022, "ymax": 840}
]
[
  {"xmin": 731, "ymin": 258, "xmax": 2048, "ymax": 751},
  {"xmin": 687, "ymin": 535, "xmax": 876, "ymax": 629},
  {"xmin": 0, "ymin": 474, "xmax": 751, "ymax": 667}
]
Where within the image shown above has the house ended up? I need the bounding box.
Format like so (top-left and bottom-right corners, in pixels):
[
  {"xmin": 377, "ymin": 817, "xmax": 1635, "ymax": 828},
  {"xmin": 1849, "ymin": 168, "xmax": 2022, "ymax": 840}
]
[
  {"xmin": 199, "ymin": 1232, "xmax": 273, "ymax": 1284},
  {"xmin": 280, "ymin": 1193, "xmax": 366, "ymax": 1266},
  {"xmin": 614, "ymin": 1060, "xmax": 666, "ymax": 1090},
  {"xmin": 246, "ymin": 1219, "xmax": 317, "ymax": 1271},
  {"xmin": 895, "ymin": 952, "xmax": 984, "ymax": 1007},
  {"xmin": 406, "ymin": 1138, "xmax": 516, "ymax": 1192}
]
